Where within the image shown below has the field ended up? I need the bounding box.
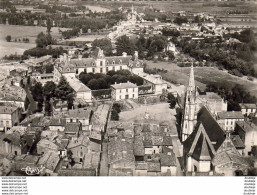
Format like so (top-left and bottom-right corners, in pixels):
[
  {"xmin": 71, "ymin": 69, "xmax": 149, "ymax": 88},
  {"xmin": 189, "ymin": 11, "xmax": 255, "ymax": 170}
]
[
  {"xmin": 0, "ymin": 24, "xmax": 65, "ymax": 58},
  {"xmin": 146, "ymin": 60, "xmax": 257, "ymax": 97}
]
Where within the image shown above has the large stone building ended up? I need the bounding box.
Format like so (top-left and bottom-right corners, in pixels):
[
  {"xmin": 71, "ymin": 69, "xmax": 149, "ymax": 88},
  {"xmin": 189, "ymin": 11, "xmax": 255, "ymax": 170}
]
[{"xmin": 54, "ymin": 49, "xmax": 144, "ymax": 84}]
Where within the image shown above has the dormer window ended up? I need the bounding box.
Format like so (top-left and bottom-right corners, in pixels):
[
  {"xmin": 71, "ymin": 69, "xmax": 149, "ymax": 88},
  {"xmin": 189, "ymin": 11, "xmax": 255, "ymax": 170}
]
[
  {"xmin": 106, "ymin": 61, "xmax": 109, "ymax": 65},
  {"xmin": 92, "ymin": 62, "xmax": 95, "ymax": 67},
  {"xmin": 119, "ymin": 59, "xmax": 122, "ymax": 64},
  {"xmin": 67, "ymin": 68, "xmax": 70, "ymax": 72},
  {"xmin": 112, "ymin": 60, "xmax": 115, "ymax": 65}
]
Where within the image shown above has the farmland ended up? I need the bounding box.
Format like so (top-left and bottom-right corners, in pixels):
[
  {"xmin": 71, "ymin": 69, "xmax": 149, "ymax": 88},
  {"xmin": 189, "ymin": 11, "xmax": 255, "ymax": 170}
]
[
  {"xmin": 146, "ymin": 60, "xmax": 257, "ymax": 97},
  {"xmin": 0, "ymin": 24, "xmax": 65, "ymax": 58}
]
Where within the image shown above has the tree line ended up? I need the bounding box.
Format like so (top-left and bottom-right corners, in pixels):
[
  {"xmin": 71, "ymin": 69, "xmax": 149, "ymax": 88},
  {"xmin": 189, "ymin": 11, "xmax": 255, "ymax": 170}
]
[{"xmin": 79, "ymin": 70, "xmax": 144, "ymax": 90}]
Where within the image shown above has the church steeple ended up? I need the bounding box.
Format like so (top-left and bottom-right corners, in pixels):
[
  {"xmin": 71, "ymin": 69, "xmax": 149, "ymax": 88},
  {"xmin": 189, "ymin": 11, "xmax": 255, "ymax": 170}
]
[
  {"xmin": 188, "ymin": 64, "xmax": 195, "ymax": 93},
  {"xmin": 181, "ymin": 64, "xmax": 198, "ymax": 142}
]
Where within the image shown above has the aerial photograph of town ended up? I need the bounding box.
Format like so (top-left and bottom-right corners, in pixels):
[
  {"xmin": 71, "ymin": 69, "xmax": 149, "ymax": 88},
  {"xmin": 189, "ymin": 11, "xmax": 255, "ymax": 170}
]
[{"xmin": 0, "ymin": 0, "xmax": 256, "ymax": 177}]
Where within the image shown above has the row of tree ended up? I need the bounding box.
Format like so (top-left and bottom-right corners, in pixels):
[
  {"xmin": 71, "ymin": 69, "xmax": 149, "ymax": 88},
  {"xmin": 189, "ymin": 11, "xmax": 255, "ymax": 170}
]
[
  {"xmin": 30, "ymin": 77, "xmax": 75, "ymax": 114},
  {"xmin": 79, "ymin": 70, "xmax": 144, "ymax": 90}
]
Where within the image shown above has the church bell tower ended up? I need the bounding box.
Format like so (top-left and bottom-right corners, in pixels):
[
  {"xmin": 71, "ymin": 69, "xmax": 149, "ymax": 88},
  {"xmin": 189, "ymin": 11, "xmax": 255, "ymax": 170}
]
[{"xmin": 181, "ymin": 65, "xmax": 198, "ymax": 142}]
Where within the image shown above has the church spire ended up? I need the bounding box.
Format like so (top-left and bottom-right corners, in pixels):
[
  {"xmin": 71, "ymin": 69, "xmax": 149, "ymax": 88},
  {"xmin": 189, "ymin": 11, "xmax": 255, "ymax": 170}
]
[
  {"xmin": 181, "ymin": 64, "xmax": 198, "ymax": 142},
  {"xmin": 188, "ymin": 64, "xmax": 195, "ymax": 93}
]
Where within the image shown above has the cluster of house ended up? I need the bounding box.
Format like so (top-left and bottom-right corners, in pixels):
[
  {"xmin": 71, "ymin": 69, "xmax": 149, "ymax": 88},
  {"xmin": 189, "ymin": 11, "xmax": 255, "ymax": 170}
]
[
  {"xmin": 106, "ymin": 114, "xmax": 176, "ymax": 176},
  {"xmin": 180, "ymin": 65, "xmax": 257, "ymax": 176},
  {"xmin": 0, "ymin": 104, "xmax": 111, "ymax": 176}
]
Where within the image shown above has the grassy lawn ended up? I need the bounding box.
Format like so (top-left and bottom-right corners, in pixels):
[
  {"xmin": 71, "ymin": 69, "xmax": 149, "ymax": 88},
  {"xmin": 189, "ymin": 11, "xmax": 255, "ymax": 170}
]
[{"xmin": 146, "ymin": 60, "xmax": 257, "ymax": 97}]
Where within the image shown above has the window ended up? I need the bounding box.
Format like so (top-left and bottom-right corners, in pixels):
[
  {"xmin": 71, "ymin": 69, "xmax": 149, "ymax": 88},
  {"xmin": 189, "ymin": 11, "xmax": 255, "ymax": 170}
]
[
  {"xmin": 231, "ymin": 121, "xmax": 233, "ymax": 125},
  {"xmin": 120, "ymin": 66, "xmax": 122, "ymax": 70},
  {"xmin": 119, "ymin": 95, "xmax": 121, "ymax": 99},
  {"xmin": 100, "ymin": 68, "xmax": 103, "ymax": 73},
  {"xmin": 100, "ymin": 61, "xmax": 103, "ymax": 66},
  {"xmin": 106, "ymin": 67, "xmax": 108, "ymax": 72},
  {"xmin": 119, "ymin": 60, "xmax": 122, "ymax": 64},
  {"xmin": 113, "ymin": 66, "xmax": 115, "ymax": 71},
  {"xmin": 92, "ymin": 68, "xmax": 95, "ymax": 73},
  {"xmin": 133, "ymin": 94, "xmax": 134, "ymax": 98},
  {"xmin": 76, "ymin": 69, "xmax": 78, "ymax": 74},
  {"xmin": 112, "ymin": 60, "xmax": 115, "ymax": 65},
  {"xmin": 126, "ymin": 89, "xmax": 128, "ymax": 92},
  {"xmin": 84, "ymin": 68, "xmax": 87, "ymax": 73}
]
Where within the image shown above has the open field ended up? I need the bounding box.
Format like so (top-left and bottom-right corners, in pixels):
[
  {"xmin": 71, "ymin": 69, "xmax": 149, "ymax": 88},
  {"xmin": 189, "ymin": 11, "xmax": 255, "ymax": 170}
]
[
  {"xmin": 0, "ymin": 24, "xmax": 65, "ymax": 58},
  {"xmin": 146, "ymin": 60, "xmax": 257, "ymax": 98},
  {"xmin": 85, "ymin": 1, "xmax": 257, "ymax": 14},
  {"xmin": 119, "ymin": 102, "xmax": 177, "ymax": 134}
]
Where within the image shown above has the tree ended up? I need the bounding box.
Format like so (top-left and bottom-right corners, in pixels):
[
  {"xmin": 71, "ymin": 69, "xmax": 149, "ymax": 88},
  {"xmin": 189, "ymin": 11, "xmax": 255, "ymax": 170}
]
[
  {"xmin": 87, "ymin": 79, "xmax": 100, "ymax": 90},
  {"xmin": 92, "ymin": 38, "xmax": 113, "ymax": 56},
  {"xmin": 111, "ymin": 110, "xmax": 119, "ymax": 121},
  {"xmin": 55, "ymin": 77, "xmax": 75, "ymax": 109},
  {"xmin": 167, "ymin": 93, "xmax": 176, "ymax": 109},
  {"xmin": 5, "ymin": 35, "xmax": 11, "ymax": 42},
  {"xmin": 30, "ymin": 82, "xmax": 44, "ymax": 112},
  {"xmin": 46, "ymin": 18, "xmax": 52, "ymax": 34},
  {"xmin": 43, "ymin": 81, "xmax": 56, "ymax": 100},
  {"xmin": 116, "ymin": 35, "xmax": 136, "ymax": 56},
  {"xmin": 36, "ymin": 32, "xmax": 56, "ymax": 48}
]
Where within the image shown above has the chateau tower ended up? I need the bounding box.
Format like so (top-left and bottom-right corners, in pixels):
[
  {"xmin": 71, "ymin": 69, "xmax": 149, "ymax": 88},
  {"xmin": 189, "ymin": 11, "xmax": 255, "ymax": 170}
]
[{"xmin": 181, "ymin": 65, "xmax": 198, "ymax": 142}]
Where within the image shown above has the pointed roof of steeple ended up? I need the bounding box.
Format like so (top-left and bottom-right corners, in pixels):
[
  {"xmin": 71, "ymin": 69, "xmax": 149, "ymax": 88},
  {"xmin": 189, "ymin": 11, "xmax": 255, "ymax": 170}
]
[{"xmin": 188, "ymin": 64, "xmax": 195, "ymax": 91}]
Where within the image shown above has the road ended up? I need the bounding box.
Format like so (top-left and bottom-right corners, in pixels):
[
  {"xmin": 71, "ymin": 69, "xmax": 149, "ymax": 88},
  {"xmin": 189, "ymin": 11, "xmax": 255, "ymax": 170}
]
[{"xmin": 172, "ymin": 136, "xmax": 185, "ymax": 176}]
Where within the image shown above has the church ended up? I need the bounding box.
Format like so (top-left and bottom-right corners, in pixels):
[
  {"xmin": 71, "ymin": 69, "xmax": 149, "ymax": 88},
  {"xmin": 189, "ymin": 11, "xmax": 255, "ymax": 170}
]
[{"xmin": 181, "ymin": 65, "xmax": 249, "ymax": 175}]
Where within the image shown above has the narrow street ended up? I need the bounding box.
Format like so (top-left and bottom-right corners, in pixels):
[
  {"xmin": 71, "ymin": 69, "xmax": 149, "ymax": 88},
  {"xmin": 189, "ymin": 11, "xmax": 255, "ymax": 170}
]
[{"xmin": 172, "ymin": 136, "xmax": 185, "ymax": 176}]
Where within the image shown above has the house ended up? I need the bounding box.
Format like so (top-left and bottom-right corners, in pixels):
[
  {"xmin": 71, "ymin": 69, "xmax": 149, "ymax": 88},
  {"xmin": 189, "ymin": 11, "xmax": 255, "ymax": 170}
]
[
  {"xmin": 147, "ymin": 162, "xmax": 161, "ymax": 176},
  {"xmin": 65, "ymin": 108, "xmax": 92, "ymax": 131},
  {"xmin": 66, "ymin": 135, "xmax": 90, "ymax": 163},
  {"xmin": 212, "ymin": 136, "xmax": 250, "ymax": 176},
  {"xmin": 63, "ymin": 75, "xmax": 92, "ymax": 103},
  {"xmin": 240, "ymin": 103, "xmax": 257, "ymax": 117},
  {"xmin": 160, "ymin": 152, "xmax": 177, "ymax": 176},
  {"xmin": 0, "ymin": 133, "xmax": 23, "ymax": 156},
  {"xmin": 135, "ymin": 162, "xmax": 148, "ymax": 176},
  {"xmin": 183, "ymin": 106, "xmax": 225, "ymax": 173},
  {"xmin": 0, "ymin": 106, "xmax": 22, "ymax": 132},
  {"xmin": 52, "ymin": 99, "xmax": 68, "ymax": 115},
  {"xmin": 48, "ymin": 118, "xmax": 66, "ymax": 132},
  {"xmin": 137, "ymin": 73, "xmax": 168, "ymax": 95},
  {"xmin": 197, "ymin": 92, "xmax": 227, "ymax": 116},
  {"xmin": 234, "ymin": 121, "xmax": 257, "ymax": 156},
  {"xmin": 37, "ymin": 152, "xmax": 60, "ymax": 176},
  {"xmin": 110, "ymin": 81, "xmax": 138, "ymax": 101},
  {"xmin": 108, "ymin": 137, "xmax": 135, "ymax": 176},
  {"xmin": 64, "ymin": 122, "xmax": 81, "ymax": 138},
  {"xmin": 217, "ymin": 111, "xmax": 244, "ymax": 131},
  {"xmin": 37, "ymin": 139, "xmax": 59, "ymax": 155}
]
